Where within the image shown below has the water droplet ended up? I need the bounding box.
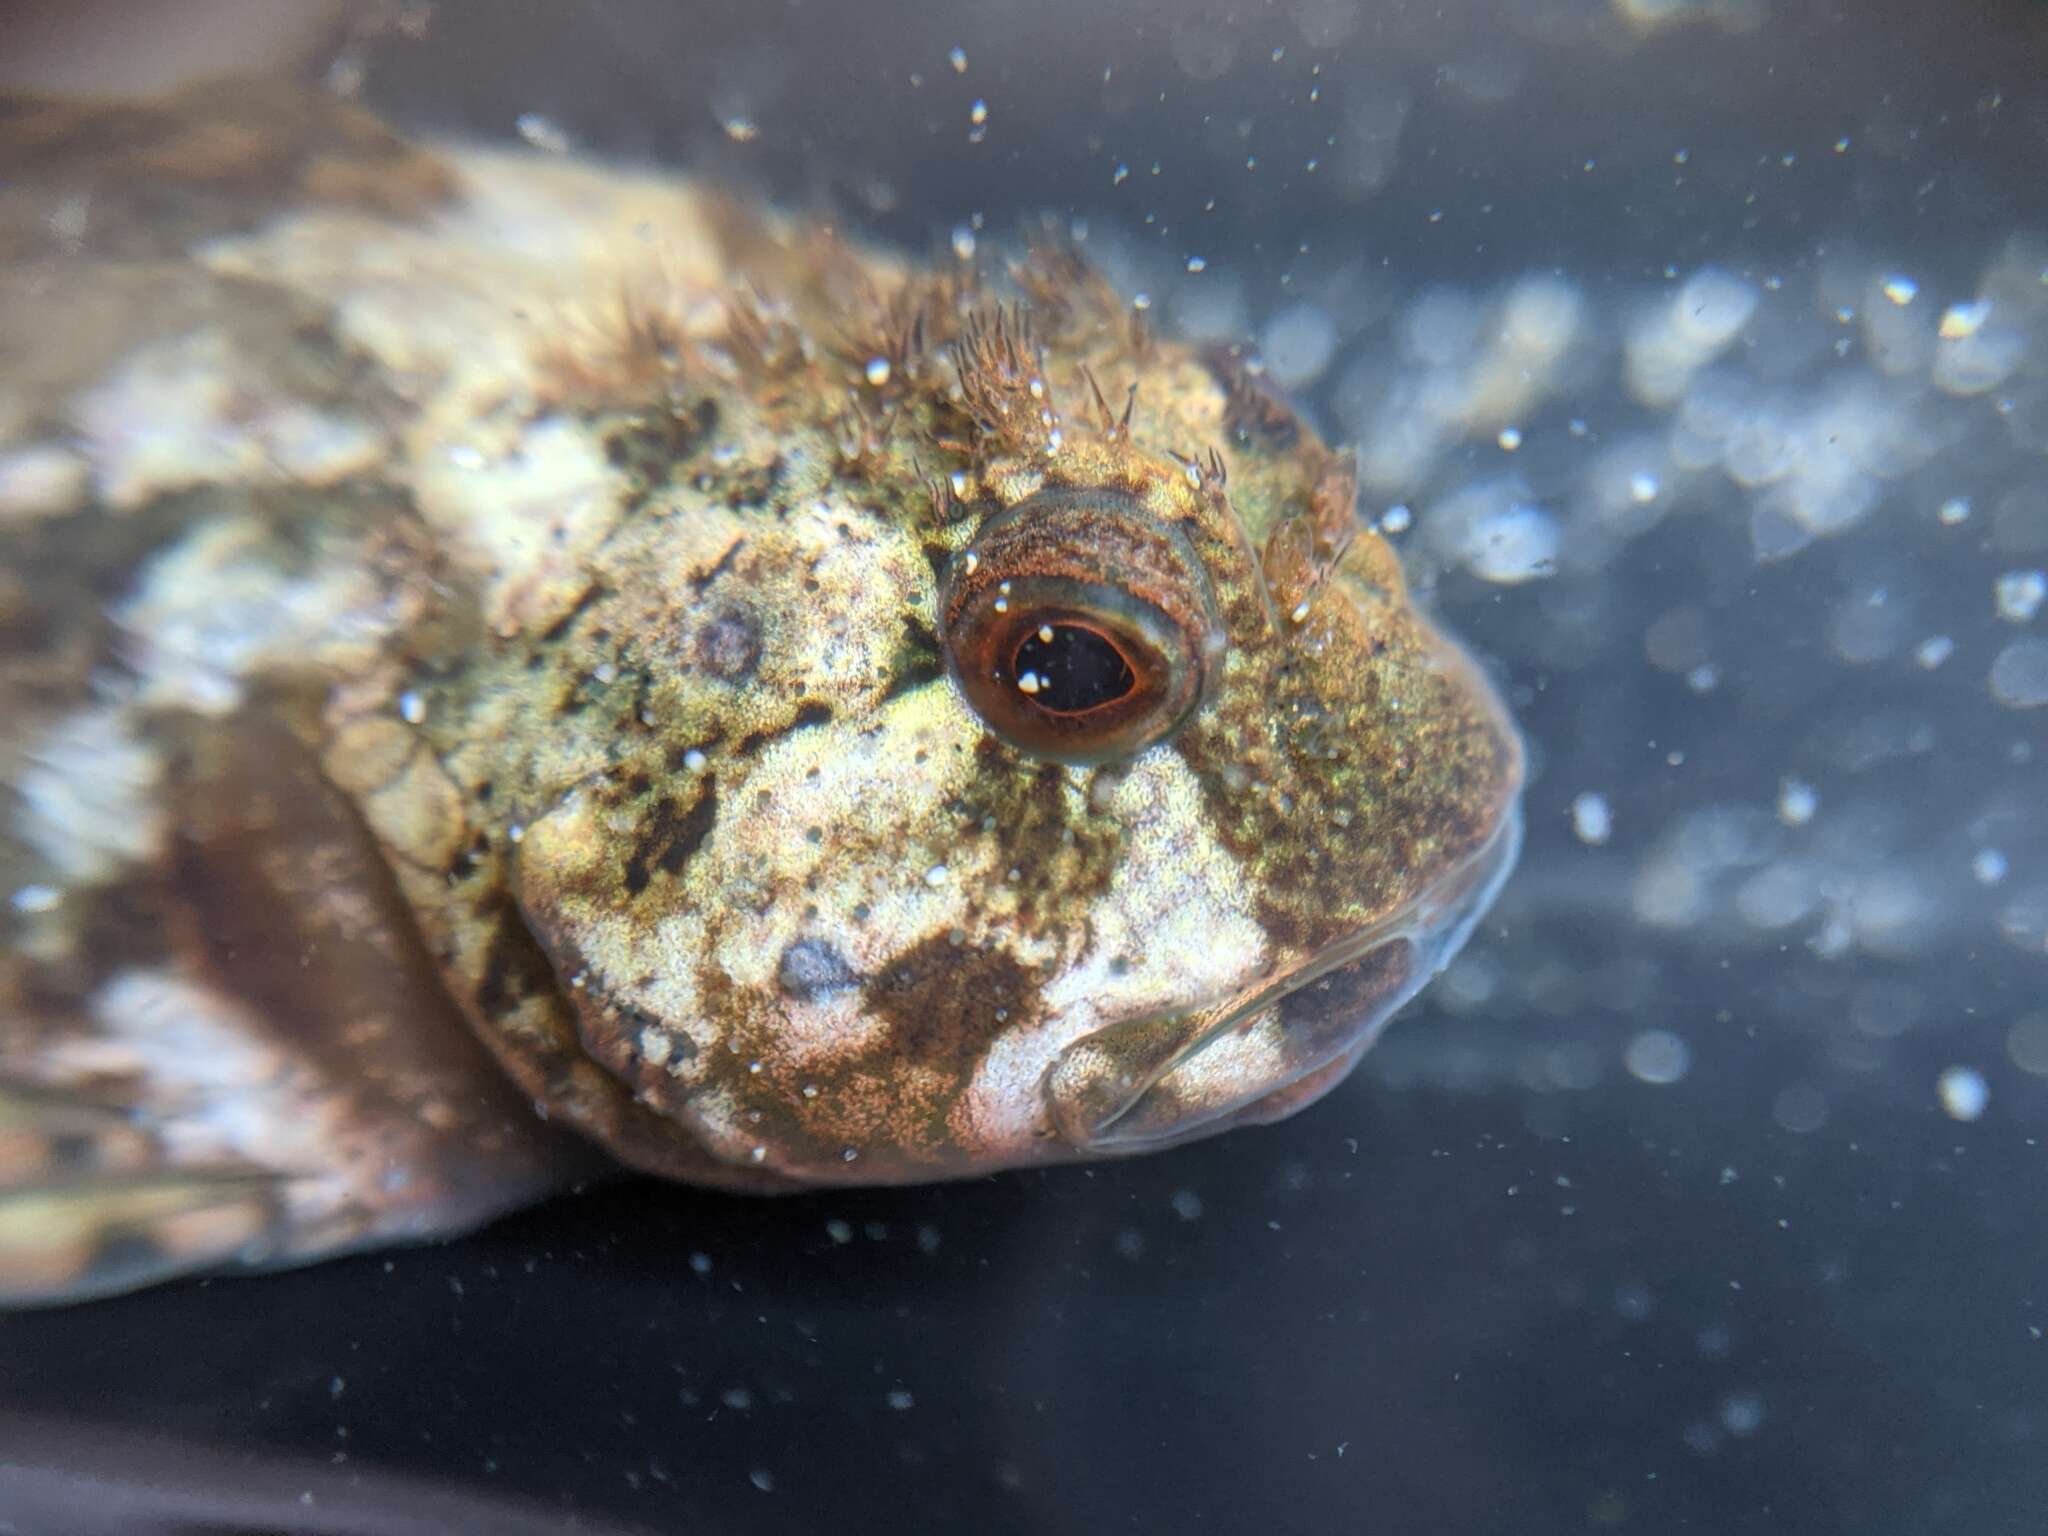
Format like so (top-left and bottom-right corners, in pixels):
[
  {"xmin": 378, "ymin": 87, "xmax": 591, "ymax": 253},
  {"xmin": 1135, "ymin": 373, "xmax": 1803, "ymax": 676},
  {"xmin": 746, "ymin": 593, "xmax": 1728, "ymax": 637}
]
[
  {"xmin": 1624, "ymin": 1030, "xmax": 1691, "ymax": 1085},
  {"xmin": 1936, "ymin": 1066, "xmax": 1988, "ymax": 1122},
  {"xmin": 1994, "ymin": 569, "xmax": 2046, "ymax": 623},
  {"xmin": 1572, "ymin": 792, "xmax": 1613, "ymax": 846},
  {"xmin": 515, "ymin": 112, "xmax": 571, "ymax": 154},
  {"xmin": 1776, "ymin": 779, "xmax": 1818, "ymax": 826},
  {"xmin": 1938, "ymin": 300, "xmax": 1992, "ymax": 340},
  {"xmin": 1719, "ymin": 1392, "xmax": 1765, "ymax": 1437},
  {"xmin": 1990, "ymin": 638, "xmax": 2048, "ymax": 708}
]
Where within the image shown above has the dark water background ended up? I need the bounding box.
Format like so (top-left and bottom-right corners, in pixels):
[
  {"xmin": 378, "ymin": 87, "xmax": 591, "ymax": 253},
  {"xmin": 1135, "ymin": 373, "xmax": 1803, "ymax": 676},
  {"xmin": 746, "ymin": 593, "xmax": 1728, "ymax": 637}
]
[{"xmin": 3, "ymin": 2, "xmax": 2047, "ymax": 1532}]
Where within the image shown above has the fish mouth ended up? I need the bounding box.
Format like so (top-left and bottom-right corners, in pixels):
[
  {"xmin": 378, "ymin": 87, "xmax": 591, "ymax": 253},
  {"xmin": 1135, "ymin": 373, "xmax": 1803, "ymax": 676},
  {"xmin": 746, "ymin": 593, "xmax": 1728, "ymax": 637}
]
[{"xmin": 1043, "ymin": 800, "xmax": 1523, "ymax": 1153}]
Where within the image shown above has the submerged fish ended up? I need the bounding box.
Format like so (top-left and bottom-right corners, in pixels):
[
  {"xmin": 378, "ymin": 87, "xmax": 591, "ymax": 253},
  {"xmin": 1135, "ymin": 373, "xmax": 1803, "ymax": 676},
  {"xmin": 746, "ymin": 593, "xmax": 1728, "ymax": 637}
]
[{"xmin": 0, "ymin": 84, "xmax": 1522, "ymax": 1305}]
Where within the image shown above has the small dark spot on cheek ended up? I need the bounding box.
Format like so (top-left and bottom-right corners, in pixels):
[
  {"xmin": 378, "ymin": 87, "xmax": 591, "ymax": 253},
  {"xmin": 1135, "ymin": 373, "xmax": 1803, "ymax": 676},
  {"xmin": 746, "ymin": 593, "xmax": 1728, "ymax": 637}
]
[
  {"xmin": 778, "ymin": 938, "xmax": 861, "ymax": 1002},
  {"xmin": 695, "ymin": 608, "xmax": 761, "ymax": 682}
]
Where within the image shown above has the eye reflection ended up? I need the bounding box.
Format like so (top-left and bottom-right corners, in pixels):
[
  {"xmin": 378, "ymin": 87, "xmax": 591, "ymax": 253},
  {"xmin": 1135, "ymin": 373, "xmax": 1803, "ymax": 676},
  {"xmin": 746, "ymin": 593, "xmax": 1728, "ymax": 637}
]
[
  {"xmin": 939, "ymin": 487, "xmax": 1221, "ymax": 766},
  {"xmin": 1013, "ymin": 620, "xmax": 1137, "ymax": 715}
]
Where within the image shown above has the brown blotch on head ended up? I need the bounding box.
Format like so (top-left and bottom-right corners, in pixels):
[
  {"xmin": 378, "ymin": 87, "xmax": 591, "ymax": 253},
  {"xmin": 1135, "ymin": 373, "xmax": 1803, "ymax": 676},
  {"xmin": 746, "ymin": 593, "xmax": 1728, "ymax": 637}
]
[
  {"xmin": 955, "ymin": 748, "xmax": 1119, "ymax": 927},
  {"xmin": 865, "ymin": 933, "xmax": 1039, "ymax": 1067},
  {"xmin": 621, "ymin": 781, "xmax": 719, "ymax": 897}
]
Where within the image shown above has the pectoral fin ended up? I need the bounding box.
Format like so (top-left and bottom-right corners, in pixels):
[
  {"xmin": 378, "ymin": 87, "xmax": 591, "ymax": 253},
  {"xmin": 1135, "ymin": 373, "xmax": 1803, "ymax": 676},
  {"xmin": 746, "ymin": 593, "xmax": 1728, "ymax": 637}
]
[{"xmin": 0, "ymin": 716, "xmax": 594, "ymax": 1307}]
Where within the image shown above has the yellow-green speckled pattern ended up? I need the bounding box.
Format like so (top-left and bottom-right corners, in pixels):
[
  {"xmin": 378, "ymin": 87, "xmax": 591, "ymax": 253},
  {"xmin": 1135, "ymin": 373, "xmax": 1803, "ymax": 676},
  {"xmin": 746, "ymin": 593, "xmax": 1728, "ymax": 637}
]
[{"xmin": 0, "ymin": 85, "xmax": 1520, "ymax": 1303}]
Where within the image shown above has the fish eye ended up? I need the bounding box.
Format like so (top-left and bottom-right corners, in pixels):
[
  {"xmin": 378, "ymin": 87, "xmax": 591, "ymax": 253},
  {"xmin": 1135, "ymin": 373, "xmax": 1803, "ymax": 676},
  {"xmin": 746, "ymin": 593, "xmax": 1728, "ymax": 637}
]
[{"xmin": 939, "ymin": 486, "xmax": 1222, "ymax": 765}]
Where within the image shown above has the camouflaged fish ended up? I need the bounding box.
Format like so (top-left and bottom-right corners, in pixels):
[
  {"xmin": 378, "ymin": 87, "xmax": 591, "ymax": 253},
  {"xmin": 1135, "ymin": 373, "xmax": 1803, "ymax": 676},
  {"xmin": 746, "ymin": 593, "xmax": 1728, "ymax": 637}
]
[{"xmin": 0, "ymin": 84, "xmax": 1522, "ymax": 1305}]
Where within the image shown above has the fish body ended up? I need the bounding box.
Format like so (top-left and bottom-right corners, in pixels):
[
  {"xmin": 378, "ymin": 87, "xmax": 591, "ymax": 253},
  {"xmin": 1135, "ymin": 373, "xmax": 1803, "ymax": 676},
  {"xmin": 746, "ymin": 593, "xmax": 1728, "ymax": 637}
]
[{"xmin": 0, "ymin": 85, "xmax": 1521, "ymax": 1304}]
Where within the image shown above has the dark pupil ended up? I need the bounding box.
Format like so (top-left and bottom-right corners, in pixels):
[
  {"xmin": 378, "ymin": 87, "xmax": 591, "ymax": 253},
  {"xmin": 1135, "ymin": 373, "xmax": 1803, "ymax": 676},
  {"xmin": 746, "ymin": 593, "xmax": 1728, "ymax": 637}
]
[{"xmin": 1013, "ymin": 622, "xmax": 1136, "ymax": 714}]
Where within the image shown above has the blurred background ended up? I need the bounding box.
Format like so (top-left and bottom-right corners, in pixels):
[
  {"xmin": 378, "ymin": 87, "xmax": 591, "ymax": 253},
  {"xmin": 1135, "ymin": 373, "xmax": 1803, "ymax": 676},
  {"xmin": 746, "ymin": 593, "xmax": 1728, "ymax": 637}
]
[{"xmin": 2, "ymin": 2, "xmax": 2045, "ymax": 1532}]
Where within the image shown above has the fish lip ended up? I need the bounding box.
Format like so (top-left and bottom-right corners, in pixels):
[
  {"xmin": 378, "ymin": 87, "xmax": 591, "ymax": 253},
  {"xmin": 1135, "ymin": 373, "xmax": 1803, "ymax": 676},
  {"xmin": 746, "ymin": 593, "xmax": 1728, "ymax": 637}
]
[{"xmin": 1046, "ymin": 798, "xmax": 1525, "ymax": 1153}]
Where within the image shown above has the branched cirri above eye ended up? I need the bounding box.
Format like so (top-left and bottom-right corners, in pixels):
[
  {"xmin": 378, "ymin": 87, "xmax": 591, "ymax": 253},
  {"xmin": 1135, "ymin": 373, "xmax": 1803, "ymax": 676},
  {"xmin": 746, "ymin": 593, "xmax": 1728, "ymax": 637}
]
[{"xmin": 939, "ymin": 486, "xmax": 1223, "ymax": 766}]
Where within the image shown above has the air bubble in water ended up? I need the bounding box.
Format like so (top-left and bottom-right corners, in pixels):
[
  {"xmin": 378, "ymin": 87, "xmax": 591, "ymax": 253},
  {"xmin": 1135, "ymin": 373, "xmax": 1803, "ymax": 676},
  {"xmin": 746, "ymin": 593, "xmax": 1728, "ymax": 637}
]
[{"xmin": 1936, "ymin": 1066, "xmax": 1988, "ymax": 1122}]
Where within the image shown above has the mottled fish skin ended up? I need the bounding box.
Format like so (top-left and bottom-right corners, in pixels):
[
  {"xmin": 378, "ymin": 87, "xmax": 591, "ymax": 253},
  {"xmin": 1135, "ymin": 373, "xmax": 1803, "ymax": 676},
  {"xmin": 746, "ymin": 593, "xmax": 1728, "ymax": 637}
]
[{"xmin": 0, "ymin": 84, "xmax": 1521, "ymax": 1302}]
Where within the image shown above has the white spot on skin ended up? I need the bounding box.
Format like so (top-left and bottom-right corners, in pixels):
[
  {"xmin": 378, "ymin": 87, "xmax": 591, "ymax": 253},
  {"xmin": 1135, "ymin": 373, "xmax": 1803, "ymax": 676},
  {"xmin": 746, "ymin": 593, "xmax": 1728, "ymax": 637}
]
[
  {"xmin": 115, "ymin": 517, "xmax": 403, "ymax": 716},
  {"xmin": 14, "ymin": 707, "xmax": 166, "ymax": 884},
  {"xmin": 0, "ymin": 443, "xmax": 90, "ymax": 523},
  {"xmin": 71, "ymin": 331, "xmax": 384, "ymax": 510}
]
